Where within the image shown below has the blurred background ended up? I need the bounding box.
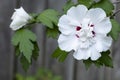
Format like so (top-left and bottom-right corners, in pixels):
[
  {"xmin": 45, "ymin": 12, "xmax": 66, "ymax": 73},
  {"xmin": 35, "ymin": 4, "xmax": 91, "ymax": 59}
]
[{"xmin": 0, "ymin": 0, "xmax": 120, "ymax": 80}]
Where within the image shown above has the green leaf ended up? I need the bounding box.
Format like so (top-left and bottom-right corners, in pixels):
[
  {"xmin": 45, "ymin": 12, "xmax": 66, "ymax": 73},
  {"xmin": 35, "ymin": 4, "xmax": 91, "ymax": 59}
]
[
  {"xmin": 52, "ymin": 48, "xmax": 63, "ymax": 58},
  {"xmin": 32, "ymin": 42, "xmax": 39, "ymax": 60},
  {"xmin": 93, "ymin": 51, "xmax": 113, "ymax": 68},
  {"xmin": 109, "ymin": 19, "xmax": 120, "ymax": 40},
  {"xmin": 37, "ymin": 9, "xmax": 59, "ymax": 28},
  {"xmin": 46, "ymin": 25, "xmax": 59, "ymax": 38},
  {"xmin": 83, "ymin": 50, "xmax": 113, "ymax": 69},
  {"xmin": 15, "ymin": 46, "xmax": 21, "ymax": 57},
  {"xmin": 83, "ymin": 59, "xmax": 92, "ymax": 69},
  {"xmin": 12, "ymin": 29, "xmax": 37, "ymax": 63},
  {"xmin": 78, "ymin": 0, "xmax": 94, "ymax": 8},
  {"xmin": 52, "ymin": 47, "xmax": 68, "ymax": 62},
  {"xmin": 63, "ymin": 0, "xmax": 74, "ymax": 13},
  {"xmin": 93, "ymin": 60, "xmax": 103, "ymax": 68},
  {"xmin": 20, "ymin": 55, "xmax": 31, "ymax": 72},
  {"xmin": 58, "ymin": 52, "xmax": 68, "ymax": 62},
  {"xmin": 99, "ymin": 51, "xmax": 113, "ymax": 68},
  {"xmin": 93, "ymin": 0, "xmax": 114, "ymax": 15}
]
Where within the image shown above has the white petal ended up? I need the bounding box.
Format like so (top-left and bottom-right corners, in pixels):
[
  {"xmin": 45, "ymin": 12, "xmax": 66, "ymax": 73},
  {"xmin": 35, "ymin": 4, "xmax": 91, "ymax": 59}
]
[
  {"xmin": 73, "ymin": 48, "xmax": 90, "ymax": 60},
  {"xmin": 15, "ymin": 7, "xmax": 32, "ymax": 19},
  {"xmin": 85, "ymin": 8, "xmax": 106, "ymax": 24},
  {"xmin": 67, "ymin": 5, "xmax": 88, "ymax": 22},
  {"xmin": 10, "ymin": 23, "xmax": 25, "ymax": 30},
  {"xmin": 11, "ymin": 11, "xmax": 17, "ymax": 20},
  {"xmin": 90, "ymin": 46, "xmax": 101, "ymax": 60},
  {"xmin": 58, "ymin": 15, "xmax": 77, "ymax": 35},
  {"xmin": 11, "ymin": 7, "xmax": 32, "ymax": 20},
  {"xmin": 10, "ymin": 16, "xmax": 27, "ymax": 30},
  {"xmin": 94, "ymin": 17, "xmax": 112, "ymax": 34},
  {"xmin": 58, "ymin": 34, "xmax": 79, "ymax": 52},
  {"xmin": 95, "ymin": 34, "xmax": 112, "ymax": 52},
  {"xmin": 10, "ymin": 7, "xmax": 32, "ymax": 30}
]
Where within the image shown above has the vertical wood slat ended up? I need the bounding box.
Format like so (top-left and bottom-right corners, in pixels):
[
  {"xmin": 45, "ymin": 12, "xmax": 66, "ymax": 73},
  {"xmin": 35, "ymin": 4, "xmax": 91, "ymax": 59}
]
[
  {"xmin": 0, "ymin": 0, "xmax": 15, "ymax": 80},
  {"xmin": 112, "ymin": 1, "xmax": 120, "ymax": 80},
  {"xmin": 1, "ymin": 0, "xmax": 120, "ymax": 80}
]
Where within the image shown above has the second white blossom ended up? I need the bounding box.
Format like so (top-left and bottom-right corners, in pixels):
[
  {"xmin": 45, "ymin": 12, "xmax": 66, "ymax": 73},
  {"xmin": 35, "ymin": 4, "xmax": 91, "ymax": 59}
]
[{"xmin": 10, "ymin": 7, "xmax": 32, "ymax": 30}]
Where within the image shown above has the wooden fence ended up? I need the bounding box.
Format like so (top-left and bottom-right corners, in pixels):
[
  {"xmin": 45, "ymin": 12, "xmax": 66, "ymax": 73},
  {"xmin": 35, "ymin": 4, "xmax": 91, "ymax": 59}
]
[{"xmin": 0, "ymin": 0, "xmax": 120, "ymax": 80}]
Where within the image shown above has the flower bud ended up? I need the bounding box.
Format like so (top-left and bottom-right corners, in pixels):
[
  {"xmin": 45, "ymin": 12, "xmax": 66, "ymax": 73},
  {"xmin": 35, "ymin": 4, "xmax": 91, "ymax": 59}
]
[{"xmin": 10, "ymin": 7, "xmax": 32, "ymax": 30}]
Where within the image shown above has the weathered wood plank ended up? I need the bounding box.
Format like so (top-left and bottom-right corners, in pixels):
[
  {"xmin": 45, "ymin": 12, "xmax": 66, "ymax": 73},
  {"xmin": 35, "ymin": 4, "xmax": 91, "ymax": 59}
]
[
  {"xmin": 111, "ymin": 1, "xmax": 120, "ymax": 80},
  {"xmin": 0, "ymin": 0, "xmax": 120, "ymax": 80},
  {"xmin": 0, "ymin": 0, "xmax": 15, "ymax": 80}
]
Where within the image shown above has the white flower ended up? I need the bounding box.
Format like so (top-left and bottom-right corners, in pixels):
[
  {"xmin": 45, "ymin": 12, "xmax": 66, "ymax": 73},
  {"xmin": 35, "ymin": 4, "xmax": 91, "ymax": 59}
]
[
  {"xmin": 58, "ymin": 5, "xmax": 112, "ymax": 61},
  {"xmin": 10, "ymin": 7, "xmax": 32, "ymax": 30}
]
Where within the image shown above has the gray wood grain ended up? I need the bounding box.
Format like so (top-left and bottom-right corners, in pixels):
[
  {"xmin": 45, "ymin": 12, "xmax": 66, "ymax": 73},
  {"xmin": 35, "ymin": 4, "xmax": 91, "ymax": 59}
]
[
  {"xmin": 0, "ymin": 0, "xmax": 15, "ymax": 80},
  {"xmin": 0, "ymin": 0, "xmax": 120, "ymax": 80}
]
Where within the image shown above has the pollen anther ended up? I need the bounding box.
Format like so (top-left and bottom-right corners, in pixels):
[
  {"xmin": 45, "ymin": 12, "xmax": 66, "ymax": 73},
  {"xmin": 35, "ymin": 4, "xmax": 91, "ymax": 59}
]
[{"xmin": 76, "ymin": 26, "xmax": 81, "ymax": 31}]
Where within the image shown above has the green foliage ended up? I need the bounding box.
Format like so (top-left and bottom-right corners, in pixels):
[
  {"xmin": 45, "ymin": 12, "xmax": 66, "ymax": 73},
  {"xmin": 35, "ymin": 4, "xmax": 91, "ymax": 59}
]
[
  {"xmin": 36, "ymin": 9, "xmax": 60, "ymax": 39},
  {"xmin": 16, "ymin": 74, "xmax": 36, "ymax": 80},
  {"xmin": 20, "ymin": 55, "xmax": 31, "ymax": 72},
  {"xmin": 32, "ymin": 42, "xmax": 39, "ymax": 60},
  {"xmin": 63, "ymin": 0, "xmax": 75, "ymax": 13},
  {"xmin": 16, "ymin": 74, "xmax": 25, "ymax": 80},
  {"xmin": 83, "ymin": 50, "xmax": 113, "ymax": 69},
  {"xmin": 52, "ymin": 47, "xmax": 69, "ymax": 62},
  {"xmin": 83, "ymin": 59, "xmax": 93, "ymax": 69},
  {"xmin": 26, "ymin": 77, "xmax": 36, "ymax": 80},
  {"xmin": 109, "ymin": 19, "xmax": 120, "ymax": 40},
  {"xmin": 12, "ymin": 29, "xmax": 36, "ymax": 62},
  {"xmin": 28, "ymin": 13, "xmax": 38, "ymax": 24},
  {"xmin": 93, "ymin": 0, "xmax": 114, "ymax": 15},
  {"xmin": 99, "ymin": 51, "xmax": 113, "ymax": 67},
  {"xmin": 16, "ymin": 68, "xmax": 62, "ymax": 80},
  {"xmin": 37, "ymin": 9, "xmax": 59, "ymax": 28},
  {"xmin": 36, "ymin": 68, "xmax": 62, "ymax": 80},
  {"xmin": 46, "ymin": 25, "xmax": 59, "ymax": 39},
  {"xmin": 78, "ymin": 0, "xmax": 94, "ymax": 8},
  {"xmin": 12, "ymin": 29, "xmax": 39, "ymax": 71}
]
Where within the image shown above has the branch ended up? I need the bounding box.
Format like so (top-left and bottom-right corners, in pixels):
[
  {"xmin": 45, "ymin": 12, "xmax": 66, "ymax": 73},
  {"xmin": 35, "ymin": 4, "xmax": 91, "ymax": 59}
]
[{"xmin": 111, "ymin": 9, "xmax": 120, "ymax": 18}]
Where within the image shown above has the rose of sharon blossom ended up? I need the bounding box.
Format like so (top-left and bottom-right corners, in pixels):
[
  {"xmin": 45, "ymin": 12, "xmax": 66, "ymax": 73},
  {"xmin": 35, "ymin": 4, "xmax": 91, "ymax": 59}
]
[
  {"xmin": 10, "ymin": 7, "xmax": 32, "ymax": 30},
  {"xmin": 58, "ymin": 5, "xmax": 112, "ymax": 60}
]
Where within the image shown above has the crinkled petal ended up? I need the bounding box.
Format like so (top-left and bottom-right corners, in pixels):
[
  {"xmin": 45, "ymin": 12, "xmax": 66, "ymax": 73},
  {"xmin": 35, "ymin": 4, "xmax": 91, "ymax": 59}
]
[
  {"xmin": 90, "ymin": 46, "xmax": 101, "ymax": 60},
  {"xmin": 94, "ymin": 34, "xmax": 112, "ymax": 52},
  {"xmin": 58, "ymin": 15, "xmax": 77, "ymax": 35},
  {"xmin": 73, "ymin": 48, "xmax": 90, "ymax": 60},
  {"xmin": 94, "ymin": 17, "xmax": 112, "ymax": 34},
  {"xmin": 58, "ymin": 34, "xmax": 79, "ymax": 52},
  {"xmin": 85, "ymin": 8, "xmax": 106, "ymax": 24},
  {"xmin": 67, "ymin": 5, "xmax": 88, "ymax": 22}
]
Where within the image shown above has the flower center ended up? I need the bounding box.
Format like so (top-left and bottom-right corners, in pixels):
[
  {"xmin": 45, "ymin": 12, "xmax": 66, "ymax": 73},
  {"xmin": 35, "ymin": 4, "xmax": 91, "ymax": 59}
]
[
  {"xmin": 75, "ymin": 22, "xmax": 96, "ymax": 48},
  {"xmin": 75, "ymin": 24, "xmax": 95, "ymax": 39}
]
